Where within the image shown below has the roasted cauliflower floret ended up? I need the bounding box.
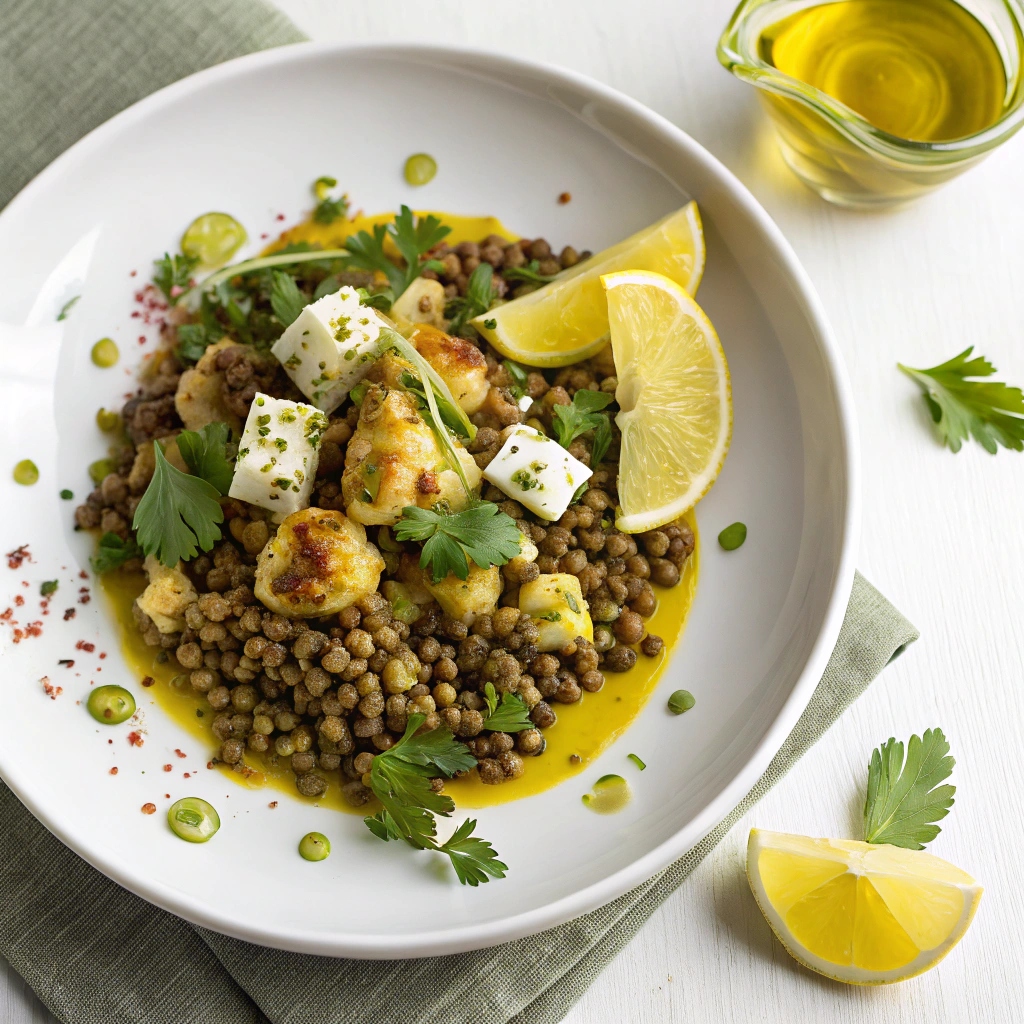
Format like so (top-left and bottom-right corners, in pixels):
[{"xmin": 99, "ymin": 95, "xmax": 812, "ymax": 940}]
[
  {"xmin": 390, "ymin": 278, "xmax": 447, "ymax": 331},
  {"xmin": 410, "ymin": 324, "xmax": 489, "ymax": 414},
  {"xmin": 254, "ymin": 508, "xmax": 384, "ymax": 618},
  {"xmin": 396, "ymin": 554, "xmax": 500, "ymax": 626},
  {"xmin": 341, "ymin": 384, "xmax": 481, "ymax": 527},
  {"xmin": 136, "ymin": 555, "xmax": 198, "ymax": 633},
  {"xmin": 174, "ymin": 338, "xmax": 244, "ymax": 435},
  {"xmin": 519, "ymin": 573, "xmax": 593, "ymax": 651}
]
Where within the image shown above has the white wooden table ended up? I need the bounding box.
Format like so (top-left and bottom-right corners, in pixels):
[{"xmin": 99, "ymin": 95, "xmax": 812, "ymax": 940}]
[{"xmin": 5, "ymin": 1, "xmax": 1024, "ymax": 1020}]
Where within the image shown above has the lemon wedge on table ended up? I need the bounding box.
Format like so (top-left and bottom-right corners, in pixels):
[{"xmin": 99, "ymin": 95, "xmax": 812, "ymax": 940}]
[
  {"xmin": 747, "ymin": 829, "xmax": 982, "ymax": 985},
  {"xmin": 602, "ymin": 270, "xmax": 731, "ymax": 534},
  {"xmin": 471, "ymin": 201, "xmax": 705, "ymax": 367}
]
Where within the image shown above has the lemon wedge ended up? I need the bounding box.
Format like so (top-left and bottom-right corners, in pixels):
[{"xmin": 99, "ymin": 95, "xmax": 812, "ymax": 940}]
[
  {"xmin": 747, "ymin": 829, "xmax": 982, "ymax": 985},
  {"xmin": 602, "ymin": 269, "xmax": 731, "ymax": 533},
  {"xmin": 471, "ymin": 202, "xmax": 704, "ymax": 367}
]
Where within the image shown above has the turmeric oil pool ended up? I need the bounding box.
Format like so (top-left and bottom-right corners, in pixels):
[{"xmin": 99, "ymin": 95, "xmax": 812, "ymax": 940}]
[{"xmin": 759, "ymin": 0, "xmax": 1008, "ymax": 141}]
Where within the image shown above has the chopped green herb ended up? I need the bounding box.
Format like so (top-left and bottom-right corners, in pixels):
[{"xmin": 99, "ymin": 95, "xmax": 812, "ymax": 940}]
[
  {"xmin": 484, "ymin": 318, "xmax": 497, "ymax": 330},
  {"xmin": 667, "ymin": 690, "xmax": 695, "ymax": 715},
  {"xmin": 269, "ymin": 269, "xmax": 307, "ymax": 327},
  {"xmin": 312, "ymin": 176, "xmax": 349, "ymax": 225},
  {"xmin": 627, "ymin": 753, "xmax": 647, "ymax": 771},
  {"xmin": 553, "ymin": 388, "xmax": 614, "ymax": 456},
  {"xmin": 864, "ymin": 728, "xmax": 955, "ymax": 850},
  {"xmin": 175, "ymin": 322, "xmax": 223, "ymax": 364},
  {"xmin": 57, "ymin": 295, "xmax": 79, "ymax": 321},
  {"xmin": 481, "ymin": 682, "xmax": 533, "ymax": 732},
  {"xmin": 132, "ymin": 440, "xmax": 224, "ymax": 567},
  {"xmin": 898, "ymin": 347, "xmax": 1024, "ymax": 453},
  {"xmin": 718, "ymin": 522, "xmax": 747, "ymax": 550},
  {"xmin": 153, "ymin": 252, "xmax": 199, "ymax": 301},
  {"xmin": 60, "ymin": 489, "xmax": 73, "ymax": 500},
  {"xmin": 40, "ymin": 580, "xmax": 58, "ymax": 597},
  {"xmin": 394, "ymin": 502, "xmax": 522, "ymax": 583},
  {"xmin": 503, "ymin": 259, "xmax": 559, "ymax": 285},
  {"xmin": 90, "ymin": 531, "xmax": 142, "ymax": 574},
  {"xmin": 445, "ymin": 262, "xmax": 496, "ymax": 335}
]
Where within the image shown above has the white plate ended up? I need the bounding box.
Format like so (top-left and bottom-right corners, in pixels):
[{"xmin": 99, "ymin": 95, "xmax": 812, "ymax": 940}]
[{"xmin": 0, "ymin": 43, "xmax": 858, "ymax": 958}]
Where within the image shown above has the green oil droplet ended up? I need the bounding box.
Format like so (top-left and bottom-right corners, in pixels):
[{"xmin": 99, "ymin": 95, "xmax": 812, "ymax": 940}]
[
  {"xmin": 91, "ymin": 338, "xmax": 120, "ymax": 368},
  {"xmin": 404, "ymin": 153, "xmax": 438, "ymax": 186},
  {"xmin": 718, "ymin": 522, "xmax": 747, "ymax": 551},
  {"xmin": 582, "ymin": 773, "xmax": 631, "ymax": 814},
  {"xmin": 13, "ymin": 460, "xmax": 39, "ymax": 486}
]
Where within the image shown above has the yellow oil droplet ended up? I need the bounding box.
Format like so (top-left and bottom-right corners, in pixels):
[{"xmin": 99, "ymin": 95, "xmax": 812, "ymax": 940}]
[{"xmin": 582, "ymin": 773, "xmax": 632, "ymax": 814}]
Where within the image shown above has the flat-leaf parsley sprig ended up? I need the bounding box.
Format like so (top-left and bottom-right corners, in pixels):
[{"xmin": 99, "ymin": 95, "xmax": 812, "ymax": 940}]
[
  {"xmin": 481, "ymin": 682, "xmax": 533, "ymax": 733},
  {"xmin": 899, "ymin": 347, "xmax": 1024, "ymax": 454},
  {"xmin": 132, "ymin": 441, "xmax": 224, "ymax": 567},
  {"xmin": 394, "ymin": 501, "xmax": 522, "ymax": 583},
  {"xmin": 863, "ymin": 728, "xmax": 955, "ymax": 850},
  {"xmin": 176, "ymin": 421, "xmax": 234, "ymax": 496},
  {"xmin": 553, "ymin": 388, "xmax": 615, "ymax": 465},
  {"xmin": 364, "ymin": 713, "xmax": 508, "ymax": 885}
]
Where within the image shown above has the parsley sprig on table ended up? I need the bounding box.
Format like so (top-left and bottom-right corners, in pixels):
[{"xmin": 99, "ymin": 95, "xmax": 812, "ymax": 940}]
[
  {"xmin": 394, "ymin": 502, "xmax": 522, "ymax": 583},
  {"xmin": 898, "ymin": 347, "xmax": 1024, "ymax": 454},
  {"xmin": 481, "ymin": 682, "xmax": 533, "ymax": 733},
  {"xmin": 863, "ymin": 728, "xmax": 955, "ymax": 850},
  {"xmin": 553, "ymin": 388, "xmax": 615, "ymax": 465},
  {"xmin": 363, "ymin": 713, "xmax": 507, "ymax": 885},
  {"xmin": 445, "ymin": 262, "xmax": 496, "ymax": 335},
  {"xmin": 344, "ymin": 206, "xmax": 450, "ymax": 297},
  {"xmin": 132, "ymin": 439, "xmax": 226, "ymax": 567}
]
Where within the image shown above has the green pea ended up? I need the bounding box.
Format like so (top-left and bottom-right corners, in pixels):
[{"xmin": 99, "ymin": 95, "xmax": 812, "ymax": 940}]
[
  {"xmin": 12, "ymin": 460, "xmax": 39, "ymax": 486},
  {"xmin": 667, "ymin": 689, "xmax": 695, "ymax": 715},
  {"xmin": 87, "ymin": 684, "xmax": 136, "ymax": 724},
  {"xmin": 718, "ymin": 522, "xmax": 747, "ymax": 551},
  {"xmin": 89, "ymin": 458, "xmax": 116, "ymax": 485},
  {"xmin": 167, "ymin": 797, "xmax": 221, "ymax": 843},
  {"xmin": 91, "ymin": 338, "xmax": 120, "ymax": 368},
  {"xmin": 96, "ymin": 408, "xmax": 121, "ymax": 432},
  {"xmin": 404, "ymin": 153, "xmax": 437, "ymax": 187},
  {"xmin": 60, "ymin": 488, "xmax": 74, "ymax": 500},
  {"xmin": 298, "ymin": 831, "xmax": 331, "ymax": 861}
]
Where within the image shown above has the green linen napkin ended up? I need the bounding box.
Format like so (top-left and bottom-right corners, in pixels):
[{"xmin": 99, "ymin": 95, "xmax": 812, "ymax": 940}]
[{"xmin": 0, "ymin": 3, "xmax": 919, "ymax": 1021}]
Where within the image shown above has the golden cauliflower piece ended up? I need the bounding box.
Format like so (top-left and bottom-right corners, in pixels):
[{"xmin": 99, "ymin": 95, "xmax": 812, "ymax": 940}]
[
  {"xmin": 410, "ymin": 324, "xmax": 489, "ymax": 414},
  {"xmin": 137, "ymin": 556, "xmax": 198, "ymax": 633},
  {"xmin": 254, "ymin": 508, "xmax": 384, "ymax": 618},
  {"xmin": 397, "ymin": 554, "xmax": 500, "ymax": 626},
  {"xmin": 341, "ymin": 384, "xmax": 481, "ymax": 527},
  {"xmin": 174, "ymin": 338, "xmax": 244, "ymax": 435},
  {"xmin": 390, "ymin": 278, "xmax": 447, "ymax": 331},
  {"xmin": 519, "ymin": 573, "xmax": 593, "ymax": 652}
]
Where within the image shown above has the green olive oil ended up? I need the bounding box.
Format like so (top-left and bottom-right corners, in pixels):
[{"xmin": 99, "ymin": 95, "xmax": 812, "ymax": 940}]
[{"xmin": 760, "ymin": 0, "xmax": 1008, "ymax": 141}]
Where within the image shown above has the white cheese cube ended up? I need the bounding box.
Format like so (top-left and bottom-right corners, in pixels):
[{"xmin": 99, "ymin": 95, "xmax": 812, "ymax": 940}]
[
  {"xmin": 228, "ymin": 393, "xmax": 328, "ymax": 520},
  {"xmin": 271, "ymin": 286, "xmax": 386, "ymax": 413},
  {"xmin": 482, "ymin": 425, "xmax": 592, "ymax": 522}
]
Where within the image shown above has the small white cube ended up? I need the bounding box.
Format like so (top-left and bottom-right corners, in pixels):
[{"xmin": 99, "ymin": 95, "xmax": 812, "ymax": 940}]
[
  {"xmin": 228, "ymin": 393, "xmax": 328, "ymax": 520},
  {"xmin": 482, "ymin": 425, "xmax": 592, "ymax": 522},
  {"xmin": 271, "ymin": 286, "xmax": 386, "ymax": 413}
]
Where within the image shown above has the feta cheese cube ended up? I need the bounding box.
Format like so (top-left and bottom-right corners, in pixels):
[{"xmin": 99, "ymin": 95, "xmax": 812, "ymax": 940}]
[
  {"xmin": 519, "ymin": 574, "xmax": 593, "ymax": 651},
  {"xmin": 482, "ymin": 425, "xmax": 593, "ymax": 521},
  {"xmin": 228, "ymin": 393, "xmax": 328, "ymax": 520},
  {"xmin": 271, "ymin": 286, "xmax": 386, "ymax": 413}
]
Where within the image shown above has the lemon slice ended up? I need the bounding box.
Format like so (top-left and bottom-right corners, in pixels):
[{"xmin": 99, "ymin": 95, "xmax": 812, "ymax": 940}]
[
  {"xmin": 602, "ymin": 269, "xmax": 731, "ymax": 533},
  {"xmin": 747, "ymin": 829, "xmax": 982, "ymax": 985},
  {"xmin": 471, "ymin": 202, "xmax": 704, "ymax": 367},
  {"xmin": 181, "ymin": 212, "xmax": 248, "ymax": 269}
]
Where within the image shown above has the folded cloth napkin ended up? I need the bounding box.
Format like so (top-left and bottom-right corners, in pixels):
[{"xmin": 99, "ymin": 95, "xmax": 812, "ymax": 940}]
[{"xmin": 0, "ymin": 3, "xmax": 919, "ymax": 1021}]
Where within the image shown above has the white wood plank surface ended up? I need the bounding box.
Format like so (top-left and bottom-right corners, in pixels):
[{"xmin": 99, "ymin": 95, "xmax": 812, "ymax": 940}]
[{"xmin": 4, "ymin": 1, "xmax": 1024, "ymax": 1020}]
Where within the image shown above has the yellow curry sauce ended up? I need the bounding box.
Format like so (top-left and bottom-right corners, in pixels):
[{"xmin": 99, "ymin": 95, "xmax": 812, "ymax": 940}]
[{"xmin": 102, "ymin": 207, "xmax": 699, "ymax": 812}]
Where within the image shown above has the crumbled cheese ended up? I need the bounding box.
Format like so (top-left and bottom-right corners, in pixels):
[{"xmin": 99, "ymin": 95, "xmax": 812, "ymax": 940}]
[
  {"xmin": 271, "ymin": 286, "xmax": 387, "ymax": 413},
  {"xmin": 228, "ymin": 393, "xmax": 327, "ymax": 520},
  {"xmin": 482, "ymin": 425, "xmax": 592, "ymax": 522}
]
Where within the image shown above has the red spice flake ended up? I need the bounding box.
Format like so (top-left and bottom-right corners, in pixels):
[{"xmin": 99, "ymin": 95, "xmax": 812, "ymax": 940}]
[
  {"xmin": 58, "ymin": 659, "xmax": 74, "ymax": 668},
  {"xmin": 20, "ymin": 580, "xmax": 29, "ymax": 588},
  {"xmin": 138, "ymin": 335, "xmax": 146, "ymax": 345},
  {"xmin": 130, "ymin": 269, "xmax": 137, "ymax": 277},
  {"xmin": 40, "ymin": 676, "xmax": 63, "ymax": 700},
  {"xmin": 99, "ymin": 651, "xmax": 107, "ymax": 660},
  {"xmin": 109, "ymin": 767, "xmax": 118, "ymax": 775},
  {"xmin": 164, "ymin": 793, "xmax": 170, "ymax": 799},
  {"xmin": 268, "ymin": 801, "xmax": 278, "ymax": 809},
  {"xmin": 6, "ymin": 545, "xmax": 32, "ymax": 569},
  {"xmin": 14, "ymin": 595, "xmax": 24, "ymax": 607},
  {"xmin": 141, "ymin": 676, "xmax": 155, "ymax": 688},
  {"xmin": 260, "ymin": 232, "xmax": 269, "ymax": 240},
  {"xmin": 12, "ymin": 629, "xmax": 23, "ymax": 643},
  {"xmin": 276, "ymin": 213, "xmax": 286, "ymax": 221},
  {"xmin": 0, "ymin": 609, "xmax": 10, "ymax": 621},
  {"xmin": 141, "ymin": 802, "xmax": 156, "ymax": 815},
  {"xmin": 107, "ymin": 737, "xmax": 113, "ymax": 744},
  {"xmin": 64, "ymin": 608, "xmax": 76, "ymax": 620},
  {"xmin": 79, "ymin": 570, "xmax": 88, "ymax": 580},
  {"xmin": 558, "ymin": 191, "xmax": 572, "ymax": 204},
  {"xmin": 206, "ymin": 761, "xmax": 214, "ymax": 770},
  {"xmin": 127, "ymin": 731, "xmax": 144, "ymax": 747},
  {"xmin": 76, "ymin": 640, "xmax": 95, "ymax": 652},
  {"xmin": 79, "ymin": 595, "xmax": 91, "ymax": 605},
  {"xmin": 174, "ymin": 748, "xmax": 187, "ymax": 758},
  {"xmin": 183, "ymin": 772, "xmax": 191, "ymax": 779},
  {"xmin": 162, "ymin": 764, "xmax": 172, "ymax": 772}
]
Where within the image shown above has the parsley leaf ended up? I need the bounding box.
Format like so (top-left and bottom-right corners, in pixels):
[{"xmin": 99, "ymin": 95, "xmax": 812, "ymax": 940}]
[
  {"xmin": 898, "ymin": 347, "xmax": 1024, "ymax": 454},
  {"xmin": 363, "ymin": 714, "xmax": 506, "ymax": 884},
  {"xmin": 311, "ymin": 175, "xmax": 349, "ymax": 225},
  {"xmin": 56, "ymin": 295, "xmax": 79, "ymax": 321},
  {"xmin": 400, "ymin": 371, "xmax": 472, "ymax": 442},
  {"xmin": 553, "ymin": 388, "xmax": 614, "ymax": 455},
  {"xmin": 446, "ymin": 262, "xmax": 496, "ymax": 335},
  {"xmin": 864, "ymin": 728, "xmax": 956, "ymax": 850},
  {"xmin": 176, "ymin": 422, "xmax": 234, "ymax": 495},
  {"xmin": 482, "ymin": 682, "xmax": 533, "ymax": 733},
  {"xmin": 344, "ymin": 206, "xmax": 450, "ymax": 297},
  {"xmin": 394, "ymin": 502, "xmax": 522, "ymax": 583},
  {"xmin": 153, "ymin": 252, "xmax": 199, "ymax": 301},
  {"xmin": 132, "ymin": 441, "xmax": 224, "ymax": 567},
  {"xmin": 90, "ymin": 531, "xmax": 142, "ymax": 574},
  {"xmin": 503, "ymin": 259, "xmax": 559, "ymax": 285},
  {"xmin": 269, "ymin": 270, "xmax": 307, "ymax": 327},
  {"xmin": 175, "ymin": 322, "xmax": 222, "ymax": 364}
]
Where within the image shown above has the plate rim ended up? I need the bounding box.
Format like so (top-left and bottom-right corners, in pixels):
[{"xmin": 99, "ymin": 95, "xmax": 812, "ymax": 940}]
[{"xmin": 0, "ymin": 39, "xmax": 861, "ymax": 958}]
